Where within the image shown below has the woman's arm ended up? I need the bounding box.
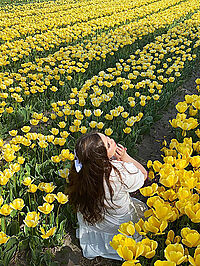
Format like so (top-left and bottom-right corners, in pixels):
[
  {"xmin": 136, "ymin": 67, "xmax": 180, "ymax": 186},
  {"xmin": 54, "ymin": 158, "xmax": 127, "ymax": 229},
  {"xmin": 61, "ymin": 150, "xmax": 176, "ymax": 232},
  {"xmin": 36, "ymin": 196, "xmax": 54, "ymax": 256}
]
[{"xmin": 115, "ymin": 144, "xmax": 148, "ymax": 180}]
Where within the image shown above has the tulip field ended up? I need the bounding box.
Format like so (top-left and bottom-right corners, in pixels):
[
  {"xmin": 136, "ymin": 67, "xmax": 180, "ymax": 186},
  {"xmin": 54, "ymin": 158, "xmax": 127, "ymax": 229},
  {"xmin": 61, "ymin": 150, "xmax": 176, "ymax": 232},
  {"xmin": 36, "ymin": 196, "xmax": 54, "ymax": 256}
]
[{"xmin": 0, "ymin": 0, "xmax": 200, "ymax": 265}]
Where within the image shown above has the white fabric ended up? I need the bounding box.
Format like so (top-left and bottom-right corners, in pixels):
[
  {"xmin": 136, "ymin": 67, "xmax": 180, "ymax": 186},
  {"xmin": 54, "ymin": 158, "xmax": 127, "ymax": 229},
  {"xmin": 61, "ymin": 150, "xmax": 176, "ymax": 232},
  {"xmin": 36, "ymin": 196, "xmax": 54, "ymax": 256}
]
[{"xmin": 76, "ymin": 160, "xmax": 147, "ymax": 261}]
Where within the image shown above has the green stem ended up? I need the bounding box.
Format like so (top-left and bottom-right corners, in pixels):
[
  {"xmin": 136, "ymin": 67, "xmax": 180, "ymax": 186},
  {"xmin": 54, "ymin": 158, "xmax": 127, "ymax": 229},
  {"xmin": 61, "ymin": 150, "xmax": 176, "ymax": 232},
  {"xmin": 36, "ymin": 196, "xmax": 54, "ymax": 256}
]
[
  {"xmin": 56, "ymin": 204, "xmax": 61, "ymax": 228},
  {"xmin": 42, "ymin": 148, "xmax": 44, "ymax": 164},
  {"xmin": 28, "ymin": 193, "xmax": 31, "ymax": 210}
]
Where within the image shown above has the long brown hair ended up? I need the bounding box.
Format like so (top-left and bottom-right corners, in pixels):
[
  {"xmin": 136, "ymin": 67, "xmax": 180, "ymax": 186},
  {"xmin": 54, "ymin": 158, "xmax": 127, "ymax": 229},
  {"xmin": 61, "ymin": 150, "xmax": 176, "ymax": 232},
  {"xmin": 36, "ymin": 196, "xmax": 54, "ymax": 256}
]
[{"xmin": 67, "ymin": 131, "xmax": 122, "ymax": 225}]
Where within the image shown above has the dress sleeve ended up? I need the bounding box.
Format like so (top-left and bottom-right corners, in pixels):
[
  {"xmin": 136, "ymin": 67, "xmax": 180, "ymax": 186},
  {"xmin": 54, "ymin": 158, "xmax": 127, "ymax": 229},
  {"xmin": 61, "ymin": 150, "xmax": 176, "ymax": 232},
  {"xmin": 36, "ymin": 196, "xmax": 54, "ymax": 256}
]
[{"xmin": 120, "ymin": 162, "xmax": 145, "ymax": 192}]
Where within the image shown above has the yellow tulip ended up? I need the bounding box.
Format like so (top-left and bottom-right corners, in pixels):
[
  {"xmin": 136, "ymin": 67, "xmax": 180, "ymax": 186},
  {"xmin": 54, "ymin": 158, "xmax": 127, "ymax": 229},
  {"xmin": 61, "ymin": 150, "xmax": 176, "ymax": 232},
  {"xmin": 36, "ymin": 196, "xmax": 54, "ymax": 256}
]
[
  {"xmin": 135, "ymin": 218, "xmax": 148, "ymax": 236},
  {"xmin": 110, "ymin": 234, "xmax": 126, "ymax": 250},
  {"xmin": 166, "ymin": 230, "xmax": 181, "ymax": 246},
  {"xmin": 195, "ymin": 129, "xmax": 200, "ymax": 138},
  {"xmin": 0, "ymin": 175, "xmax": 9, "ymax": 186},
  {"xmin": 188, "ymin": 246, "xmax": 200, "ymax": 266},
  {"xmin": 117, "ymin": 245, "xmax": 133, "ymax": 261},
  {"xmin": 105, "ymin": 114, "xmax": 113, "ymax": 120},
  {"xmin": 141, "ymin": 238, "xmax": 158, "ymax": 259},
  {"xmin": 24, "ymin": 212, "xmax": 40, "ymax": 227},
  {"xmin": 159, "ymin": 189, "xmax": 177, "ymax": 202},
  {"xmin": 38, "ymin": 203, "xmax": 54, "ymax": 215},
  {"xmin": 185, "ymin": 203, "xmax": 200, "ymax": 223},
  {"xmin": 55, "ymin": 192, "xmax": 68, "ymax": 204},
  {"xmin": 190, "ymin": 156, "xmax": 200, "ymax": 168},
  {"xmin": 9, "ymin": 130, "xmax": 18, "ymax": 136},
  {"xmin": 176, "ymin": 102, "xmax": 188, "ymax": 113},
  {"xmin": 51, "ymin": 155, "xmax": 61, "ymax": 163},
  {"xmin": 181, "ymin": 227, "xmax": 200, "ymax": 247},
  {"xmin": 118, "ymin": 221, "xmax": 135, "ymax": 236},
  {"xmin": 93, "ymin": 109, "xmax": 103, "ymax": 117},
  {"xmin": 23, "ymin": 177, "xmax": 32, "ymax": 186},
  {"xmin": 105, "ymin": 128, "xmax": 113, "ymax": 136},
  {"xmin": 175, "ymin": 159, "xmax": 189, "ymax": 169},
  {"xmin": 3, "ymin": 151, "xmax": 16, "ymax": 162},
  {"xmin": 42, "ymin": 182, "xmax": 56, "ymax": 193},
  {"xmin": 58, "ymin": 122, "xmax": 66, "ymax": 128},
  {"xmin": 154, "ymin": 261, "xmax": 176, "ymax": 266},
  {"xmin": 38, "ymin": 140, "xmax": 48, "ymax": 149},
  {"xmin": 140, "ymin": 183, "xmax": 158, "ymax": 197},
  {"xmin": 18, "ymin": 156, "xmax": 25, "ymax": 164},
  {"xmin": 27, "ymin": 184, "xmax": 38, "ymax": 193},
  {"xmin": 50, "ymin": 128, "xmax": 59, "ymax": 135},
  {"xmin": 10, "ymin": 163, "xmax": 21, "ymax": 173},
  {"xmin": 97, "ymin": 122, "xmax": 104, "ymax": 129},
  {"xmin": 21, "ymin": 126, "xmax": 31, "ymax": 133},
  {"xmin": 0, "ymin": 204, "xmax": 12, "ymax": 216},
  {"xmin": 147, "ymin": 160, "xmax": 153, "ymax": 168},
  {"xmin": 153, "ymin": 161, "xmax": 162, "ymax": 172},
  {"xmin": 60, "ymin": 131, "xmax": 69, "ymax": 139},
  {"xmin": 144, "ymin": 216, "xmax": 168, "ymax": 235},
  {"xmin": 84, "ymin": 109, "xmax": 92, "ymax": 117},
  {"xmin": 80, "ymin": 126, "xmax": 88, "ymax": 134},
  {"xmin": 0, "ymin": 232, "xmax": 10, "ymax": 244},
  {"xmin": 58, "ymin": 168, "xmax": 69, "ymax": 179},
  {"xmin": 189, "ymin": 106, "xmax": 198, "ymax": 116},
  {"xmin": 10, "ymin": 198, "xmax": 25, "ymax": 211},
  {"xmin": 152, "ymin": 202, "xmax": 178, "ymax": 222},
  {"xmin": 164, "ymin": 243, "xmax": 187, "ymax": 265},
  {"xmin": 40, "ymin": 226, "xmax": 56, "ymax": 239},
  {"xmin": 89, "ymin": 121, "xmax": 97, "ymax": 128},
  {"xmin": 43, "ymin": 194, "xmax": 55, "ymax": 204}
]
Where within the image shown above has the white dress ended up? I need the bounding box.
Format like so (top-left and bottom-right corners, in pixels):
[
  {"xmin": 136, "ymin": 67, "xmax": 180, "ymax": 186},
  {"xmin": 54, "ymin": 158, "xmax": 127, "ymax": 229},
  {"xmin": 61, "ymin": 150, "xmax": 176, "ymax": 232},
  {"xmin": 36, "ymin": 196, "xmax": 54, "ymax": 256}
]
[{"xmin": 76, "ymin": 160, "xmax": 147, "ymax": 261}]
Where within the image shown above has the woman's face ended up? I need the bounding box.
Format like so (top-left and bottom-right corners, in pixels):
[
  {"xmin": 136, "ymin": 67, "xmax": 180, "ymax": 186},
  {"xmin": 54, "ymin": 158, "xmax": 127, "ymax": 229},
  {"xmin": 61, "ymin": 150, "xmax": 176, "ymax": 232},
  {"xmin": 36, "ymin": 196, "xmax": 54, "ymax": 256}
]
[{"xmin": 98, "ymin": 133, "xmax": 117, "ymax": 158}]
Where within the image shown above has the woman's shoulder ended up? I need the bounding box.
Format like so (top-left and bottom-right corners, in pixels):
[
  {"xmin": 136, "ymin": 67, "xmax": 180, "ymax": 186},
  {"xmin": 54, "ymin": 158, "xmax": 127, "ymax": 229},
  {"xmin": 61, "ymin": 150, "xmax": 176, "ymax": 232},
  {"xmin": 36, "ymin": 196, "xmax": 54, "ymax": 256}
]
[{"xmin": 110, "ymin": 160, "xmax": 139, "ymax": 175}]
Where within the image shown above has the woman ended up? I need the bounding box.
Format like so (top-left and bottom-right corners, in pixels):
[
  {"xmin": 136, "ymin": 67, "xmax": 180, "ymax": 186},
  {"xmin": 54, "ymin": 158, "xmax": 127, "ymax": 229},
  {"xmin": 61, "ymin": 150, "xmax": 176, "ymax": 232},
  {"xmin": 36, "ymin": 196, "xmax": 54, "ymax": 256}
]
[{"xmin": 67, "ymin": 131, "xmax": 148, "ymax": 261}]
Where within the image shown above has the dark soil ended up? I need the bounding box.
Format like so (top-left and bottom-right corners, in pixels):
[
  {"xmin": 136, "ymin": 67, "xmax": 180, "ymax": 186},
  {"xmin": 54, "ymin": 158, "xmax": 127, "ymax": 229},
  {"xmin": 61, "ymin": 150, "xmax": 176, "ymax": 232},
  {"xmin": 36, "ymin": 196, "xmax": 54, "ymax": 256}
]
[{"xmin": 52, "ymin": 71, "xmax": 199, "ymax": 266}]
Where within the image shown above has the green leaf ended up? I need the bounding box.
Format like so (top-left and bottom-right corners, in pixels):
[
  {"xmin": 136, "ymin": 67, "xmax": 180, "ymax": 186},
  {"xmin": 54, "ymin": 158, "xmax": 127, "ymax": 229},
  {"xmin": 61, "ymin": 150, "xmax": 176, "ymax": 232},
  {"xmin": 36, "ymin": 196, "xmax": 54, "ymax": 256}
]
[
  {"xmin": 24, "ymin": 225, "xmax": 29, "ymax": 236},
  {"xmin": 25, "ymin": 163, "xmax": 31, "ymax": 173},
  {"xmin": 19, "ymin": 238, "xmax": 29, "ymax": 251},
  {"xmin": 3, "ymin": 237, "xmax": 17, "ymax": 253},
  {"xmin": 3, "ymin": 245, "xmax": 17, "ymax": 266},
  {"xmin": 1, "ymin": 217, "xmax": 5, "ymax": 232},
  {"xmin": 31, "ymin": 236, "xmax": 41, "ymax": 246},
  {"xmin": 7, "ymin": 220, "xmax": 20, "ymax": 236},
  {"xmin": 58, "ymin": 219, "xmax": 67, "ymax": 234}
]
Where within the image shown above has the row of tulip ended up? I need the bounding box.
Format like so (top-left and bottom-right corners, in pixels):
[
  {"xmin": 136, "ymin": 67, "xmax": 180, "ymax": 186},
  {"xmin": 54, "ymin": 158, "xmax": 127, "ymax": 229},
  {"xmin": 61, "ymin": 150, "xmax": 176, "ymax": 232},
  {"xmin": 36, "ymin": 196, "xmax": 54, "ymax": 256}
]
[
  {"xmin": 14, "ymin": 9, "xmax": 199, "ymax": 157},
  {"xmin": 0, "ymin": 0, "xmax": 199, "ymax": 123},
  {"xmin": 0, "ymin": 0, "xmax": 195, "ymax": 68},
  {"xmin": 110, "ymin": 78, "xmax": 200, "ymax": 265},
  {"xmin": 0, "ymin": 0, "xmax": 157, "ymax": 39}
]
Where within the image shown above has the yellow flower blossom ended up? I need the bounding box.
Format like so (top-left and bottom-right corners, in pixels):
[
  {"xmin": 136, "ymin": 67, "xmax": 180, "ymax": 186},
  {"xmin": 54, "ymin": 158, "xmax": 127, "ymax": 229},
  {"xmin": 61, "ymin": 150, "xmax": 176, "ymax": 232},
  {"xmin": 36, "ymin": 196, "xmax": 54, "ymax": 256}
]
[
  {"xmin": 0, "ymin": 204, "xmax": 12, "ymax": 216},
  {"xmin": 40, "ymin": 226, "xmax": 56, "ymax": 239},
  {"xmin": 24, "ymin": 212, "xmax": 40, "ymax": 227},
  {"xmin": 118, "ymin": 221, "xmax": 135, "ymax": 236},
  {"xmin": 10, "ymin": 198, "xmax": 25, "ymax": 211},
  {"xmin": 188, "ymin": 246, "xmax": 200, "ymax": 266},
  {"xmin": 181, "ymin": 227, "xmax": 200, "ymax": 247},
  {"xmin": 0, "ymin": 232, "xmax": 10, "ymax": 245},
  {"xmin": 55, "ymin": 192, "xmax": 68, "ymax": 204},
  {"xmin": 38, "ymin": 203, "xmax": 54, "ymax": 215},
  {"xmin": 164, "ymin": 243, "xmax": 187, "ymax": 265}
]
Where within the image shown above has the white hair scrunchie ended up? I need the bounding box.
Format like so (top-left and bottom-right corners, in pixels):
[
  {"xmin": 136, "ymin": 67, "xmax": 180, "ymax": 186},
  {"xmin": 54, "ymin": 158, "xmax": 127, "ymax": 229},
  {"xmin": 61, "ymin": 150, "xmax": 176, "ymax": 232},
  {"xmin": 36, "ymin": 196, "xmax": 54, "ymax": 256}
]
[{"xmin": 74, "ymin": 150, "xmax": 82, "ymax": 173}]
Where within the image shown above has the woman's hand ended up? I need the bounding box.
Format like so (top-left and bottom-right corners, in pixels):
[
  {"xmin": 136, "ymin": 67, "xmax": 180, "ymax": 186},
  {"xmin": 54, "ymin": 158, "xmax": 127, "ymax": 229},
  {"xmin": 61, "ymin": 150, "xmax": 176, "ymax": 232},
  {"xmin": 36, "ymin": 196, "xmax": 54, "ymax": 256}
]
[{"xmin": 114, "ymin": 144, "xmax": 127, "ymax": 161}]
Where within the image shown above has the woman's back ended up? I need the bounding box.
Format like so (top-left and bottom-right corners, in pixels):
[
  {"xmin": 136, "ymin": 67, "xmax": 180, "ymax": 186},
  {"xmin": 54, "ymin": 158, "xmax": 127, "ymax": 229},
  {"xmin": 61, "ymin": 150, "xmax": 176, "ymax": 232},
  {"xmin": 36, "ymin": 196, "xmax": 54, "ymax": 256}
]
[{"xmin": 68, "ymin": 131, "xmax": 148, "ymax": 260}]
